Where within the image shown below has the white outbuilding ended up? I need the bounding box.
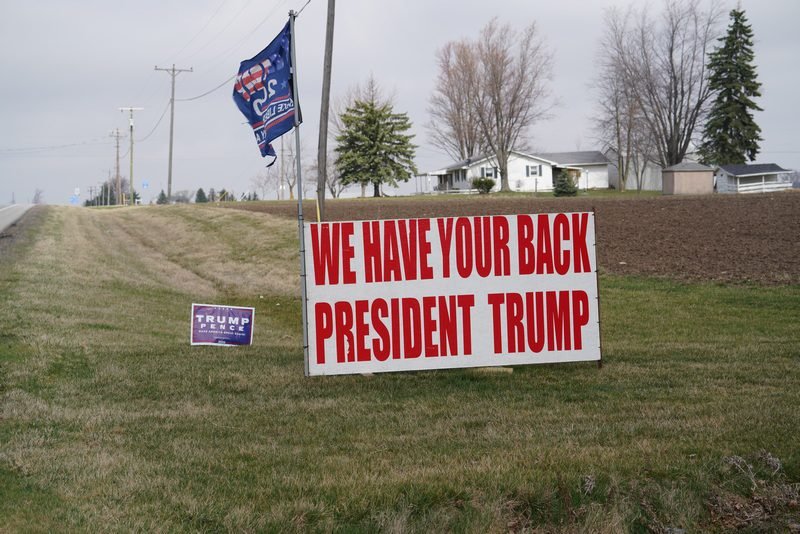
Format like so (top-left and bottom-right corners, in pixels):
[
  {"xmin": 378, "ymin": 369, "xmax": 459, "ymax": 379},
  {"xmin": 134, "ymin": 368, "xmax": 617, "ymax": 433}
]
[{"xmin": 715, "ymin": 164, "xmax": 791, "ymax": 194}]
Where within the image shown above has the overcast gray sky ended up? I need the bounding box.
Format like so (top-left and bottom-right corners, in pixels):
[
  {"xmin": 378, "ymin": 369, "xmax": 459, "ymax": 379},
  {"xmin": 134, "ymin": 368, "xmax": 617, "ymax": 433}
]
[{"xmin": 1, "ymin": 0, "xmax": 797, "ymax": 205}]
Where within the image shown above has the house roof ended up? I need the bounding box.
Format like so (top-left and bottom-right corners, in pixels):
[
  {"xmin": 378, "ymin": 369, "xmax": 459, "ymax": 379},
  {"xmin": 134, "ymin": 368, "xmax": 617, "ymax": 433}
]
[
  {"xmin": 663, "ymin": 162, "xmax": 714, "ymax": 172},
  {"xmin": 431, "ymin": 150, "xmax": 556, "ymax": 174},
  {"xmin": 535, "ymin": 151, "xmax": 610, "ymax": 166},
  {"xmin": 718, "ymin": 163, "xmax": 788, "ymax": 177}
]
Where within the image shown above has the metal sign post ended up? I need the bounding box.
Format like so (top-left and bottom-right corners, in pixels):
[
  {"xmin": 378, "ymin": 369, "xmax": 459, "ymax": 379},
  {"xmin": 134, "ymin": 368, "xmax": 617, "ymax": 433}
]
[{"xmin": 289, "ymin": 11, "xmax": 310, "ymax": 376}]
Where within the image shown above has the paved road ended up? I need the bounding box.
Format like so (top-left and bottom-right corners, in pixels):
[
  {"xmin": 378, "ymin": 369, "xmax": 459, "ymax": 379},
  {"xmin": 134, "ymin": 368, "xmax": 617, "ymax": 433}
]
[{"xmin": 0, "ymin": 204, "xmax": 33, "ymax": 233}]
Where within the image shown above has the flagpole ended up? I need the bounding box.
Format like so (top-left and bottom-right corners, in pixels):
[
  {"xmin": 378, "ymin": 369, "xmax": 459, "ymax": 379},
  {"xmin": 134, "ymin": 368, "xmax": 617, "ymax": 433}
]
[{"xmin": 289, "ymin": 11, "xmax": 310, "ymax": 376}]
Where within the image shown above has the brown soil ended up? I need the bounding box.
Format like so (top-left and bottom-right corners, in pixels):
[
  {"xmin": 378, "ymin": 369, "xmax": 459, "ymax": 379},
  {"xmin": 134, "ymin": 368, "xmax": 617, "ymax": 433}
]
[{"xmin": 227, "ymin": 192, "xmax": 800, "ymax": 285}]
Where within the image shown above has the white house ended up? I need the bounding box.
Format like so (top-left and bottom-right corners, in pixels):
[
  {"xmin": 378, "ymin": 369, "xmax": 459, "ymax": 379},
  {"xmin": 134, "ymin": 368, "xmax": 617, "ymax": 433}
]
[
  {"xmin": 715, "ymin": 163, "xmax": 792, "ymax": 194},
  {"xmin": 429, "ymin": 151, "xmax": 557, "ymax": 193},
  {"xmin": 537, "ymin": 151, "xmax": 611, "ymax": 190},
  {"xmin": 429, "ymin": 150, "xmax": 610, "ymax": 193}
]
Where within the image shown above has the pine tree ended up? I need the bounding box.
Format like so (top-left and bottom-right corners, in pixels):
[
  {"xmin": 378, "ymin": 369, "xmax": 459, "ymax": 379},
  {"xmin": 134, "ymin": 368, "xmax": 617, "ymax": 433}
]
[
  {"xmin": 699, "ymin": 8, "xmax": 762, "ymax": 165},
  {"xmin": 335, "ymin": 95, "xmax": 418, "ymax": 197},
  {"xmin": 195, "ymin": 188, "xmax": 208, "ymax": 203},
  {"xmin": 553, "ymin": 170, "xmax": 578, "ymax": 197},
  {"xmin": 156, "ymin": 189, "xmax": 169, "ymax": 205}
]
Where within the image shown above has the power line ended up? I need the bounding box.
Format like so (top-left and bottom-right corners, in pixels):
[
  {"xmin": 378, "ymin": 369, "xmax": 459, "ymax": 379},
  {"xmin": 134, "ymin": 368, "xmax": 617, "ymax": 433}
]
[
  {"xmin": 176, "ymin": 75, "xmax": 235, "ymax": 102},
  {"xmin": 136, "ymin": 100, "xmax": 171, "ymax": 142},
  {"xmin": 0, "ymin": 138, "xmax": 110, "ymax": 154},
  {"xmin": 175, "ymin": 0, "xmax": 306, "ymax": 104},
  {"xmin": 168, "ymin": 0, "xmax": 233, "ymax": 63},
  {"xmin": 296, "ymin": 0, "xmax": 312, "ymax": 17},
  {"xmin": 198, "ymin": 0, "xmax": 290, "ymax": 70},
  {"xmin": 181, "ymin": 0, "xmax": 259, "ymax": 63}
]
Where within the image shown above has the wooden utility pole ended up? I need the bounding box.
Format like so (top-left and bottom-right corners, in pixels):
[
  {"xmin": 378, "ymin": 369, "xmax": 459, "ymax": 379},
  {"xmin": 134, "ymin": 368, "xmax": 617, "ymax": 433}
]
[
  {"xmin": 109, "ymin": 128, "xmax": 125, "ymax": 205},
  {"xmin": 155, "ymin": 64, "xmax": 192, "ymax": 199},
  {"xmin": 120, "ymin": 107, "xmax": 144, "ymax": 205},
  {"xmin": 316, "ymin": 0, "xmax": 335, "ymax": 221}
]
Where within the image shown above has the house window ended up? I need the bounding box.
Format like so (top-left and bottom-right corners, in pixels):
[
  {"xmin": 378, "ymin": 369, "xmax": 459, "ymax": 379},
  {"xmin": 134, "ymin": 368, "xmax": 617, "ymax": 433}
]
[
  {"xmin": 481, "ymin": 166, "xmax": 496, "ymax": 178},
  {"xmin": 526, "ymin": 165, "xmax": 541, "ymax": 177}
]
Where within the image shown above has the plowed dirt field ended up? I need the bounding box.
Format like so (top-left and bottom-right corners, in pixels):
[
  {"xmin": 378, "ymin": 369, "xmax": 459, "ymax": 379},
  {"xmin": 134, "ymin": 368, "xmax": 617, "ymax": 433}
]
[{"xmin": 229, "ymin": 192, "xmax": 799, "ymax": 285}]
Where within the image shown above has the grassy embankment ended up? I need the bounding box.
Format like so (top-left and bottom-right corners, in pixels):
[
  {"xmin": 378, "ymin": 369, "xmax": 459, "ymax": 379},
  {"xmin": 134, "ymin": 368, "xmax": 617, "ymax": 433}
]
[{"xmin": 1, "ymin": 204, "xmax": 798, "ymax": 532}]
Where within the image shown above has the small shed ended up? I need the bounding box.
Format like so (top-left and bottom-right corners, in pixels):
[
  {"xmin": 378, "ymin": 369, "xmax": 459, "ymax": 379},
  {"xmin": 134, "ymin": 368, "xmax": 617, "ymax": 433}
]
[{"xmin": 662, "ymin": 162, "xmax": 715, "ymax": 195}]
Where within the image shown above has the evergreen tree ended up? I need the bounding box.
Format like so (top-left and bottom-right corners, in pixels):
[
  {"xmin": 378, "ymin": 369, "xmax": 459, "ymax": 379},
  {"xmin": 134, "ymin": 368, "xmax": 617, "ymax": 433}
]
[
  {"xmin": 195, "ymin": 188, "xmax": 208, "ymax": 203},
  {"xmin": 553, "ymin": 170, "xmax": 578, "ymax": 197},
  {"xmin": 335, "ymin": 95, "xmax": 417, "ymax": 197},
  {"xmin": 699, "ymin": 8, "xmax": 762, "ymax": 165},
  {"xmin": 156, "ymin": 189, "xmax": 168, "ymax": 205}
]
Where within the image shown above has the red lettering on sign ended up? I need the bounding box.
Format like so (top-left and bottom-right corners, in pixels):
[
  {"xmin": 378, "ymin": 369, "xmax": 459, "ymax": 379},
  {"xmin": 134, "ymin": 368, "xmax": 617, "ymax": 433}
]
[
  {"xmin": 362, "ymin": 221, "xmax": 382, "ymax": 283},
  {"xmin": 546, "ymin": 290, "xmax": 571, "ymax": 351},
  {"xmin": 398, "ymin": 220, "xmax": 417, "ymax": 281},
  {"xmin": 422, "ymin": 296, "xmax": 438, "ymax": 357},
  {"xmin": 507, "ymin": 292, "xmax": 525, "ymax": 352},
  {"xmin": 418, "ymin": 219, "xmax": 434, "ymax": 280},
  {"xmin": 492, "ymin": 216, "xmax": 511, "ymax": 276},
  {"xmin": 314, "ymin": 302, "xmax": 333, "ymax": 364},
  {"xmin": 383, "ymin": 221, "xmax": 401, "ymax": 281},
  {"xmin": 572, "ymin": 290, "xmax": 589, "ymax": 349},
  {"xmin": 355, "ymin": 300, "xmax": 370, "ymax": 361},
  {"xmin": 488, "ymin": 293, "xmax": 505, "ymax": 354},
  {"xmin": 487, "ymin": 290, "xmax": 592, "ymax": 354},
  {"xmin": 438, "ymin": 295, "xmax": 457, "ymax": 355},
  {"xmin": 518, "ymin": 213, "xmax": 592, "ymax": 276},
  {"xmin": 572, "ymin": 213, "xmax": 591, "ymax": 273},
  {"xmin": 310, "ymin": 222, "xmax": 356, "ymax": 285},
  {"xmin": 438, "ymin": 218, "xmax": 454, "ymax": 278},
  {"xmin": 391, "ymin": 298, "xmax": 401, "ymax": 359},
  {"xmin": 312, "ymin": 295, "xmax": 477, "ymax": 365},
  {"xmin": 438, "ymin": 216, "xmax": 513, "ymax": 279},
  {"xmin": 457, "ymin": 295, "xmax": 474, "ymax": 355},
  {"xmin": 553, "ymin": 213, "xmax": 570, "ymax": 275},
  {"xmin": 455, "ymin": 217, "xmax": 473, "ymax": 277},
  {"xmin": 402, "ymin": 298, "xmax": 422, "ymax": 358},
  {"xmin": 536, "ymin": 214, "xmax": 554, "ymax": 274},
  {"xmin": 334, "ymin": 301, "xmax": 354, "ymax": 362},
  {"xmin": 525, "ymin": 291, "xmax": 545, "ymax": 353},
  {"xmin": 475, "ymin": 217, "xmax": 492, "ymax": 277},
  {"xmin": 517, "ymin": 215, "xmax": 535, "ymax": 275},
  {"xmin": 363, "ymin": 219, "xmax": 435, "ymax": 283},
  {"xmin": 371, "ymin": 298, "xmax": 390, "ymax": 361}
]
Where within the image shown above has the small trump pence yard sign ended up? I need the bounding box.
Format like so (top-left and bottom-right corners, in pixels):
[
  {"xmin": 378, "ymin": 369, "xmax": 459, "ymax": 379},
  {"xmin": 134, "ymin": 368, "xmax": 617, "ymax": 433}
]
[
  {"xmin": 303, "ymin": 212, "xmax": 601, "ymax": 376},
  {"xmin": 191, "ymin": 304, "xmax": 255, "ymax": 346}
]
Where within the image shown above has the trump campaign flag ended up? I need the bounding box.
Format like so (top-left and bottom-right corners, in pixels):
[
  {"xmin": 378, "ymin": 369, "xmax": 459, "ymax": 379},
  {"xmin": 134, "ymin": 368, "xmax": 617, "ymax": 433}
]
[{"xmin": 232, "ymin": 21, "xmax": 300, "ymax": 163}]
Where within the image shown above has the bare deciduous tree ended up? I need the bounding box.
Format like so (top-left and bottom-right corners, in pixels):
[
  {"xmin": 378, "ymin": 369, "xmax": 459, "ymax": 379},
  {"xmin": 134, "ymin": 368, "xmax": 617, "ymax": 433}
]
[
  {"xmin": 469, "ymin": 19, "xmax": 554, "ymax": 192},
  {"xmin": 427, "ymin": 41, "xmax": 485, "ymax": 162},
  {"xmin": 32, "ymin": 188, "xmax": 44, "ymax": 204},
  {"xmin": 595, "ymin": 8, "xmax": 635, "ymax": 191},
  {"xmin": 250, "ymin": 168, "xmax": 281, "ymax": 200},
  {"xmin": 595, "ymin": 7, "xmax": 661, "ymax": 191},
  {"xmin": 310, "ymin": 151, "xmax": 348, "ymax": 198},
  {"xmin": 603, "ymin": 0, "xmax": 722, "ymax": 168},
  {"xmin": 277, "ymin": 138, "xmax": 314, "ymax": 201}
]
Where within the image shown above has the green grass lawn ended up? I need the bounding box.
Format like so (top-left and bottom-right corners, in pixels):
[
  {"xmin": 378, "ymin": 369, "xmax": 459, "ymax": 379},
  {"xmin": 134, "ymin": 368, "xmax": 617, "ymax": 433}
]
[{"xmin": 1, "ymin": 205, "xmax": 798, "ymax": 532}]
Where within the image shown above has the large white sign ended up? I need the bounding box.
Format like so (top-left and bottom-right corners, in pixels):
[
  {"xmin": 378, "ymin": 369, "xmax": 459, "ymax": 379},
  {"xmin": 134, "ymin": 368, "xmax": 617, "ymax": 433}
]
[{"xmin": 303, "ymin": 213, "xmax": 601, "ymax": 376}]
